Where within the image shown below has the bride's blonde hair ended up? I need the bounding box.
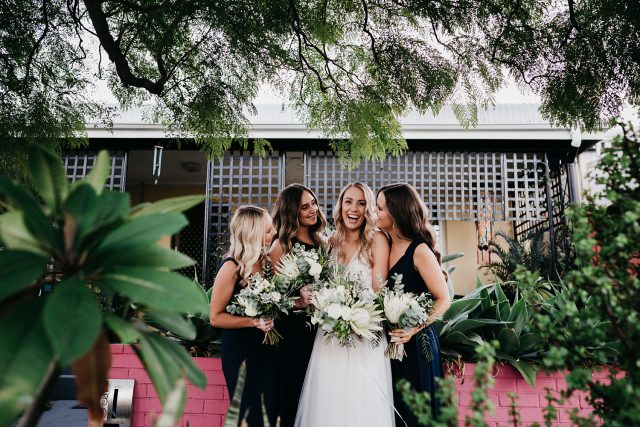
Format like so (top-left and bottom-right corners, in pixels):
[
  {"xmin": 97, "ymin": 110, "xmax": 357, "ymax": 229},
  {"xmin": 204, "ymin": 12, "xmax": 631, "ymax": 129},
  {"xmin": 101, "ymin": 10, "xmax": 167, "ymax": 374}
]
[
  {"xmin": 330, "ymin": 182, "xmax": 377, "ymax": 265},
  {"xmin": 227, "ymin": 205, "xmax": 269, "ymax": 286}
]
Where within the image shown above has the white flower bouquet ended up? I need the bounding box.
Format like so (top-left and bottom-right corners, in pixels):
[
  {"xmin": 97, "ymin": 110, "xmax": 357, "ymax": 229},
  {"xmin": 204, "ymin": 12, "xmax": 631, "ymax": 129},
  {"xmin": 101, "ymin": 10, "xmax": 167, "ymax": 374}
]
[
  {"xmin": 276, "ymin": 243, "xmax": 332, "ymax": 294},
  {"xmin": 309, "ymin": 272, "xmax": 384, "ymax": 347},
  {"xmin": 378, "ymin": 274, "xmax": 435, "ymax": 360},
  {"xmin": 226, "ymin": 274, "xmax": 295, "ymax": 345}
]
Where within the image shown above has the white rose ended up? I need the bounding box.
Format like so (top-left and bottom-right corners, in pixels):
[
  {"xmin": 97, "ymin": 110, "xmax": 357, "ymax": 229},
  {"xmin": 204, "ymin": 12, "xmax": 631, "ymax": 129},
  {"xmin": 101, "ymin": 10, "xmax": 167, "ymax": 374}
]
[
  {"xmin": 308, "ymin": 261, "xmax": 322, "ymax": 279},
  {"xmin": 270, "ymin": 292, "xmax": 281, "ymax": 302},
  {"xmin": 245, "ymin": 304, "xmax": 258, "ymax": 317},
  {"xmin": 340, "ymin": 306, "xmax": 353, "ymax": 321}
]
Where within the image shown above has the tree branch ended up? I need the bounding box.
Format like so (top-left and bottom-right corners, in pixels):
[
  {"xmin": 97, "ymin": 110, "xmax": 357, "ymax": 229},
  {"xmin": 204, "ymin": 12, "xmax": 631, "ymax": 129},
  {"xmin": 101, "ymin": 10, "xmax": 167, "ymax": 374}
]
[
  {"xmin": 23, "ymin": 0, "xmax": 50, "ymax": 91},
  {"xmin": 83, "ymin": 0, "xmax": 167, "ymax": 94},
  {"xmin": 361, "ymin": 0, "xmax": 380, "ymax": 64}
]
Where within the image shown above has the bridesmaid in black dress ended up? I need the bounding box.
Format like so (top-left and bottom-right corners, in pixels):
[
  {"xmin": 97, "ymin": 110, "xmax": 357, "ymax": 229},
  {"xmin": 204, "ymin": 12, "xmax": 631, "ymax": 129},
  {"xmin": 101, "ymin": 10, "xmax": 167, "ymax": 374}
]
[
  {"xmin": 268, "ymin": 184, "xmax": 327, "ymax": 427},
  {"xmin": 376, "ymin": 183, "xmax": 451, "ymax": 426},
  {"xmin": 210, "ymin": 206, "xmax": 278, "ymax": 426}
]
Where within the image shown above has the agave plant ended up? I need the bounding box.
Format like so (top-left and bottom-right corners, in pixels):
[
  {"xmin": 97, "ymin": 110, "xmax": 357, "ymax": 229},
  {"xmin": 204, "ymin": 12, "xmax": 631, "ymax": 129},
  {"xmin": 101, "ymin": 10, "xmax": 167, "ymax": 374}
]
[
  {"xmin": 0, "ymin": 146, "xmax": 208, "ymax": 426},
  {"xmin": 433, "ymin": 280, "xmax": 543, "ymax": 385}
]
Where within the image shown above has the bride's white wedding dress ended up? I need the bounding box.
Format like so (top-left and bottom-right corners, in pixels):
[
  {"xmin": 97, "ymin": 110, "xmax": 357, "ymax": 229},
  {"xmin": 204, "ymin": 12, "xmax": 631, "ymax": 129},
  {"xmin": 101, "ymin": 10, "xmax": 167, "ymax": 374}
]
[{"xmin": 294, "ymin": 254, "xmax": 396, "ymax": 427}]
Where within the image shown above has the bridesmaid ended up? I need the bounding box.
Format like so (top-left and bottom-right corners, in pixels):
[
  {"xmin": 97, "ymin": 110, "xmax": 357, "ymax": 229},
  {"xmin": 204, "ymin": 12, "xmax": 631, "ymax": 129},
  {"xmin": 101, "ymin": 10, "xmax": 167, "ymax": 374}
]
[
  {"xmin": 269, "ymin": 183, "xmax": 327, "ymax": 427},
  {"xmin": 210, "ymin": 206, "xmax": 278, "ymax": 426},
  {"xmin": 376, "ymin": 183, "xmax": 451, "ymax": 425}
]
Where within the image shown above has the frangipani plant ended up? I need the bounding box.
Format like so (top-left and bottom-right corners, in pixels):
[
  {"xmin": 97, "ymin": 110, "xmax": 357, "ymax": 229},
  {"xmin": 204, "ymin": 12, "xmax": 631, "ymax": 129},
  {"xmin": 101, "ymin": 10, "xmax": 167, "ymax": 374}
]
[{"xmin": 0, "ymin": 145, "xmax": 207, "ymax": 427}]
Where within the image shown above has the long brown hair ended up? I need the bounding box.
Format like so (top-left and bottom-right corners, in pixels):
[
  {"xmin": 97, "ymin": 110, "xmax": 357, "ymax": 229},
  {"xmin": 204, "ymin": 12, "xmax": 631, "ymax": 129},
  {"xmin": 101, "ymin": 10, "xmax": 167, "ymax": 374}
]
[
  {"xmin": 330, "ymin": 182, "xmax": 377, "ymax": 265},
  {"xmin": 272, "ymin": 183, "xmax": 327, "ymax": 252},
  {"xmin": 377, "ymin": 183, "xmax": 442, "ymax": 265}
]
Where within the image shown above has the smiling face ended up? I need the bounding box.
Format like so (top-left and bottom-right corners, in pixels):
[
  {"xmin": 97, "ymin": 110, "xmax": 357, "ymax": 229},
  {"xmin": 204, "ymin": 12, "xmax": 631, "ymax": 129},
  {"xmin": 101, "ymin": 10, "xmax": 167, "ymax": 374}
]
[
  {"xmin": 376, "ymin": 191, "xmax": 393, "ymax": 232},
  {"xmin": 341, "ymin": 186, "xmax": 367, "ymax": 231},
  {"xmin": 298, "ymin": 190, "xmax": 319, "ymax": 228}
]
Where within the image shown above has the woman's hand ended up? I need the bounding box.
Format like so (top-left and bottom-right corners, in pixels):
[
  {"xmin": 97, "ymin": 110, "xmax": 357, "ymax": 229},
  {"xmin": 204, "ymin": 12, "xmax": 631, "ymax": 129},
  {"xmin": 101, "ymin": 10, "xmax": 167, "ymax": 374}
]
[
  {"xmin": 294, "ymin": 286, "xmax": 313, "ymax": 309},
  {"xmin": 253, "ymin": 317, "xmax": 274, "ymax": 332},
  {"xmin": 389, "ymin": 326, "xmax": 420, "ymax": 344}
]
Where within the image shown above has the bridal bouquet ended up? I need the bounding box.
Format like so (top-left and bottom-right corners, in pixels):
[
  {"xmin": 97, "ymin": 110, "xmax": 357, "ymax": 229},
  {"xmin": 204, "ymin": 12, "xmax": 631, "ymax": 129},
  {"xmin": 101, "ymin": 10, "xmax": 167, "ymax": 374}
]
[
  {"xmin": 378, "ymin": 274, "xmax": 435, "ymax": 360},
  {"xmin": 226, "ymin": 274, "xmax": 295, "ymax": 345},
  {"xmin": 309, "ymin": 272, "xmax": 384, "ymax": 347},
  {"xmin": 275, "ymin": 243, "xmax": 332, "ymax": 293}
]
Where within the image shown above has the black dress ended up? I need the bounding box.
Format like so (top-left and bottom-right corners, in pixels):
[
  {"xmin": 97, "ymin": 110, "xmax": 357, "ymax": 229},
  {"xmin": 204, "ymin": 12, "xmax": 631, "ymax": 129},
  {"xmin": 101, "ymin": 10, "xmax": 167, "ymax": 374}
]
[
  {"xmin": 219, "ymin": 258, "xmax": 278, "ymax": 427},
  {"xmin": 276, "ymin": 238, "xmax": 319, "ymax": 427},
  {"xmin": 388, "ymin": 239, "xmax": 443, "ymax": 426}
]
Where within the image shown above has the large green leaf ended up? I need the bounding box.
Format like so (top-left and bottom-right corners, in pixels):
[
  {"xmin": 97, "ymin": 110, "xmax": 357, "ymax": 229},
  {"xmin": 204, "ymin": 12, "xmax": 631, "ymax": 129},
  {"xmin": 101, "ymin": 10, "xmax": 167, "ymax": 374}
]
[
  {"xmin": 442, "ymin": 253, "xmax": 464, "ymax": 263},
  {"xmin": 0, "ymin": 211, "xmax": 49, "ymax": 256},
  {"xmin": 442, "ymin": 298, "xmax": 481, "ymax": 322},
  {"xmin": 0, "ymin": 300, "xmax": 55, "ymax": 427},
  {"xmin": 0, "ymin": 250, "xmax": 49, "ymax": 301},
  {"xmin": 28, "ymin": 144, "xmax": 69, "ymax": 213},
  {"xmin": 442, "ymin": 331, "xmax": 484, "ymax": 347},
  {"xmin": 448, "ymin": 318, "xmax": 512, "ymax": 334},
  {"xmin": 498, "ymin": 301, "xmax": 511, "ymax": 322},
  {"xmin": 64, "ymin": 184, "xmax": 99, "ymax": 247},
  {"xmin": 93, "ymin": 191, "xmax": 130, "ymax": 225},
  {"xmin": 96, "ymin": 213, "xmax": 187, "ymax": 251},
  {"xmin": 149, "ymin": 333, "xmax": 207, "ymax": 389},
  {"xmin": 518, "ymin": 333, "xmax": 542, "ymax": 354},
  {"xmin": 81, "ymin": 150, "xmax": 111, "ymax": 195},
  {"xmin": 104, "ymin": 314, "xmax": 141, "ymax": 344},
  {"xmin": 155, "ymin": 378, "xmax": 187, "ymax": 427},
  {"xmin": 130, "ymin": 195, "xmax": 205, "ymax": 217},
  {"xmin": 43, "ymin": 277, "xmax": 102, "ymax": 364},
  {"xmin": 494, "ymin": 283, "xmax": 508, "ymax": 304},
  {"xmin": 508, "ymin": 298, "xmax": 528, "ymax": 335},
  {"xmin": 147, "ymin": 311, "xmax": 197, "ymax": 340},
  {"xmin": 509, "ymin": 360, "xmax": 538, "ymax": 387},
  {"xmin": 97, "ymin": 268, "xmax": 209, "ymax": 315},
  {"xmin": 136, "ymin": 333, "xmax": 181, "ymax": 403},
  {"xmin": 498, "ymin": 328, "xmax": 520, "ymax": 354},
  {"xmin": 97, "ymin": 244, "xmax": 195, "ymax": 270}
]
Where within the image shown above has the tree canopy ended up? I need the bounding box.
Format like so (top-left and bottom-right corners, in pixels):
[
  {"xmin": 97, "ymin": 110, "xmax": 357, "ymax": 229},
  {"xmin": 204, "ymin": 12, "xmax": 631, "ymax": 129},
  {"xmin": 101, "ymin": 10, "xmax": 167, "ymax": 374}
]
[{"xmin": 1, "ymin": 0, "xmax": 639, "ymax": 169}]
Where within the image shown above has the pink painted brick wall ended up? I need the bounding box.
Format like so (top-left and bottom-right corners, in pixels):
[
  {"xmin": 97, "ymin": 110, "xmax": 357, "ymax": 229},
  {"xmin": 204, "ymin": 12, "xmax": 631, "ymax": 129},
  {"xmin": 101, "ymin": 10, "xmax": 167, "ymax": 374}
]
[
  {"xmin": 105, "ymin": 345, "xmax": 600, "ymax": 427},
  {"xmin": 106, "ymin": 344, "xmax": 228, "ymax": 427}
]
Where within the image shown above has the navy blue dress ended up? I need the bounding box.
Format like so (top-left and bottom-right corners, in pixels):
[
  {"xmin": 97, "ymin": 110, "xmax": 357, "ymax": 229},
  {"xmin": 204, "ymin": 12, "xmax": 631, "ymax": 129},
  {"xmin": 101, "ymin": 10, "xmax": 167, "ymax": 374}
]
[
  {"xmin": 388, "ymin": 239, "xmax": 443, "ymax": 426},
  {"xmin": 276, "ymin": 238, "xmax": 318, "ymax": 427},
  {"xmin": 219, "ymin": 258, "xmax": 278, "ymax": 426}
]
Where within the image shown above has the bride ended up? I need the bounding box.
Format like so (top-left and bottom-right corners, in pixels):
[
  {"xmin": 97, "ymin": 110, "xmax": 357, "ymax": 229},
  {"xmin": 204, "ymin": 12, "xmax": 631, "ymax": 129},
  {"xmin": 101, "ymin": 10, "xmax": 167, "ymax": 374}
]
[{"xmin": 295, "ymin": 182, "xmax": 396, "ymax": 427}]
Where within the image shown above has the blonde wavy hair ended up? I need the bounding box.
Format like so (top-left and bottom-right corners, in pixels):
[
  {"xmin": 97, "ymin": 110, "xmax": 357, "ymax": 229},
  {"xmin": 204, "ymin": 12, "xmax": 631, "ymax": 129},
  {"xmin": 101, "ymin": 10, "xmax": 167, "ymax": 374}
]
[
  {"xmin": 227, "ymin": 205, "xmax": 269, "ymax": 286},
  {"xmin": 330, "ymin": 182, "xmax": 377, "ymax": 265}
]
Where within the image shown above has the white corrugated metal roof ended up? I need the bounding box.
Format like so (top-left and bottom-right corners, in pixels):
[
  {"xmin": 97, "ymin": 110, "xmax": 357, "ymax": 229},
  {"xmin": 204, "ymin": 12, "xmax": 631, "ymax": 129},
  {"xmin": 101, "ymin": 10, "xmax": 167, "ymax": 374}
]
[{"xmin": 86, "ymin": 103, "xmax": 605, "ymax": 140}]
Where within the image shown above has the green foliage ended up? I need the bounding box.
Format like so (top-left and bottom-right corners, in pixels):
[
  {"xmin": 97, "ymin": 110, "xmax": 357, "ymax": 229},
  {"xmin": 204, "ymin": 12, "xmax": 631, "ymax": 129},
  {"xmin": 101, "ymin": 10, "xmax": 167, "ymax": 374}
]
[
  {"xmin": 433, "ymin": 283, "xmax": 541, "ymax": 385},
  {"xmin": 5, "ymin": 1, "xmax": 639, "ymax": 170},
  {"xmin": 482, "ymin": 230, "xmax": 568, "ymax": 285},
  {"xmin": 533, "ymin": 122, "xmax": 640, "ymax": 426},
  {"xmin": 0, "ymin": 146, "xmax": 206, "ymax": 426}
]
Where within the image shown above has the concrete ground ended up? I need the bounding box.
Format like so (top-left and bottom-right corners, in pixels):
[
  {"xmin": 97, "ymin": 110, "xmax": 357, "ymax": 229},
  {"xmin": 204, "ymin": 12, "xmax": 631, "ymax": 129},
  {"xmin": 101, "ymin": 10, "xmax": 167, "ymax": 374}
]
[{"xmin": 12, "ymin": 401, "xmax": 88, "ymax": 427}]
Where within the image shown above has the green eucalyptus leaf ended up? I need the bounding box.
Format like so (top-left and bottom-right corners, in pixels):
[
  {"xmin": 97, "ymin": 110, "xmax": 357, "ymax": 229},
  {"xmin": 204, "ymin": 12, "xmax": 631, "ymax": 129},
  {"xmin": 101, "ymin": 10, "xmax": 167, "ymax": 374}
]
[
  {"xmin": 0, "ymin": 300, "xmax": 55, "ymax": 427},
  {"xmin": 96, "ymin": 213, "xmax": 187, "ymax": 251},
  {"xmin": 0, "ymin": 211, "xmax": 49, "ymax": 256},
  {"xmin": 27, "ymin": 144, "xmax": 69, "ymax": 212},
  {"xmin": 97, "ymin": 268, "xmax": 209, "ymax": 315},
  {"xmin": 82, "ymin": 150, "xmax": 111, "ymax": 195},
  {"xmin": 0, "ymin": 250, "xmax": 49, "ymax": 301},
  {"xmin": 43, "ymin": 277, "xmax": 102, "ymax": 364},
  {"xmin": 130, "ymin": 195, "xmax": 205, "ymax": 217},
  {"xmin": 147, "ymin": 312, "xmax": 197, "ymax": 340}
]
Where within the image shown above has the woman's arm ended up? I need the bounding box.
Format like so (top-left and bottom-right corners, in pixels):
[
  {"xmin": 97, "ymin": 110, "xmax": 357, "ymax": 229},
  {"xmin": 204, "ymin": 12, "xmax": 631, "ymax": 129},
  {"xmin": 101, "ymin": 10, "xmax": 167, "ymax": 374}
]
[
  {"xmin": 371, "ymin": 231, "xmax": 390, "ymax": 292},
  {"xmin": 209, "ymin": 261, "xmax": 272, "ymax": 330}
]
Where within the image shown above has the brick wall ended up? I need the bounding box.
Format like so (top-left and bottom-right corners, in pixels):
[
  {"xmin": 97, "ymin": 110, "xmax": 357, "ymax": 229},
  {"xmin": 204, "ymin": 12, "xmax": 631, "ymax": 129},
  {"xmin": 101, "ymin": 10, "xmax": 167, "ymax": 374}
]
[{"xmin": 107, "ymin": 344, "xmax": 599, "ymax": 427}]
